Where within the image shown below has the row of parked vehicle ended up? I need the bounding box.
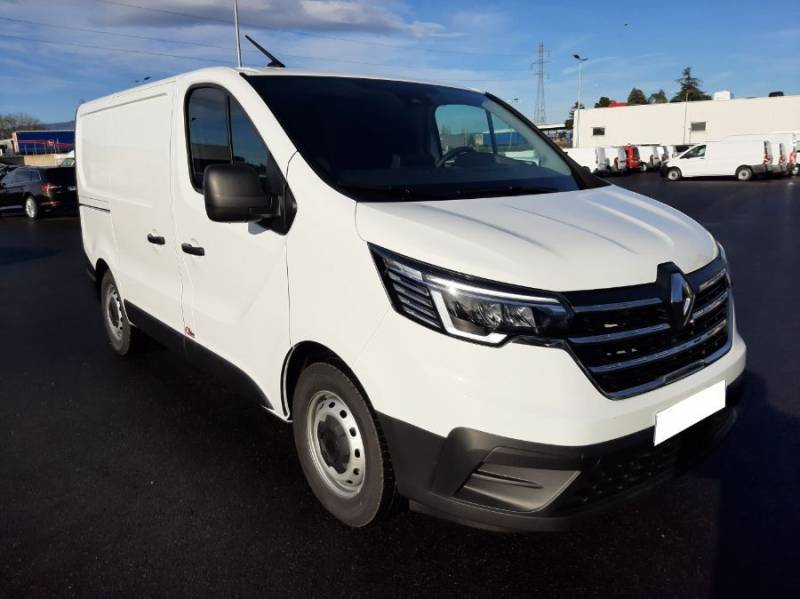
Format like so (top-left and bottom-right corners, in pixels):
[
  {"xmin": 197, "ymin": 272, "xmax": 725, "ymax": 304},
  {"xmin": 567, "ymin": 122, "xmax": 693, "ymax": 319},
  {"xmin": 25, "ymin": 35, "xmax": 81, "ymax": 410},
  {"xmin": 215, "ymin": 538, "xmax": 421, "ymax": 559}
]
[
  {"xmin": 0, "ymin": 164, "xmax": 78, "ymax": 219},
  {"xmin": 565, "ymin": 132, "xmax": 799, "ymax": 182}
]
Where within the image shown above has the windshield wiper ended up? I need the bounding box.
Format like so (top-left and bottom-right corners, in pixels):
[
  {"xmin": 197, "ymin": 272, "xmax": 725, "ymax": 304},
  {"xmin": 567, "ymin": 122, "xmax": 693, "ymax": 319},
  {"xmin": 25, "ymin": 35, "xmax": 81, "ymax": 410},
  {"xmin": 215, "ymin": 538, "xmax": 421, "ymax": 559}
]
[
  {"xmin": 445, "ymin": 184, "xmax": 558, "ymax": 199},
  {"xmin": 343, "ymin": 184, "xmax": 446, "ymax": 200}
]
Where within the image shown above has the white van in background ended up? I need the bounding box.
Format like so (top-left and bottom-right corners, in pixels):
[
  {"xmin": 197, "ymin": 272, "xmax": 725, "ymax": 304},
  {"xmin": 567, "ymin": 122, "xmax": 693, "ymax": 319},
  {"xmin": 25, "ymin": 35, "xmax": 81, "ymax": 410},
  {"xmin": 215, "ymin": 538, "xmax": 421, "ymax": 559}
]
[
  {"xmin": 663, "ymin": 140, "xmax": 771, "ymax": 181},
  {"xmin": 637, "ymin": 145, "xmax": 661, "ymax": 172},
  {"xmin": 76, "ymin": 66, "xmax": 746, "ymax": 531},
  {"xmin": 723, "ymin": 132, "xmax": 796, "ymax": 177},
  {"xmin": 564, "ymin": 147, "xmax": 609, "ymax": 175},
  {"xmin": 602, "ymin": 146, "xmax": 627, "ymax": 174}
]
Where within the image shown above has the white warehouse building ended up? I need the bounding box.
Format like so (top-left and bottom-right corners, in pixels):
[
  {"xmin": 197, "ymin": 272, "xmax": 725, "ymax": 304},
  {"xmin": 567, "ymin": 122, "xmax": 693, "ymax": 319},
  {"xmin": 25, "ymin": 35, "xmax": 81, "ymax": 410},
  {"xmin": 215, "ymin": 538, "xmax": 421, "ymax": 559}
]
[{"xmin": 574, "ymin": 93, "xmax": 800, "ymax": 147}]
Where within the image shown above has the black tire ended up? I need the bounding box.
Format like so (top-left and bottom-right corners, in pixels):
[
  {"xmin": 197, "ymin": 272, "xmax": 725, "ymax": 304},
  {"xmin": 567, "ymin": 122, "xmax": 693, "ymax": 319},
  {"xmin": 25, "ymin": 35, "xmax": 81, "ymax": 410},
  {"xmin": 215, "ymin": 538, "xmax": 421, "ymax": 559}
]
[
  {"xmin": 736, "ymin": 166, "xmax": 753, "ymax": 182},
  {"xmin": 100, "ymin": 271, "xmax": 138, "ymax": 355},
  {"xmin": 292, "ymin": 362, "xmax": 398, "ymax": 527},
  {"xmin": 792, "ymin": 164, "xmax": 799, "ymax": 177},
  {"xmin": 640, "ymin": 163, "xmax": 648, "ymax": 173},
  {"xmin": 666, "ymin": 167, "xmax": 682, "ymax": 181},
  {"xmin": 24, "ymin": 195, "xmax": 40, "ymax": 219}
]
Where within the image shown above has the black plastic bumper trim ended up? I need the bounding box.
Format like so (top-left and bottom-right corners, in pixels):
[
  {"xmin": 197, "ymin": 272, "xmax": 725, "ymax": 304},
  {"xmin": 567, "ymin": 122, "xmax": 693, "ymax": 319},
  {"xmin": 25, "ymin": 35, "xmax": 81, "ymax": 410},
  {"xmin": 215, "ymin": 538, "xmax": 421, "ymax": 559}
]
[{"xmin": 377, "ymin": 373, "xmax": 745, "ymax": 532}]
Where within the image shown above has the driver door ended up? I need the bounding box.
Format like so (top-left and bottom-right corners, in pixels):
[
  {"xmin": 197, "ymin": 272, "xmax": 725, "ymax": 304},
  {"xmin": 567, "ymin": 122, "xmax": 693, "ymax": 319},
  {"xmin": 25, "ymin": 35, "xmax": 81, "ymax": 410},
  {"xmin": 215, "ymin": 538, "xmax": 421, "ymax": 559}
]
[
  {"xmin": 679, "ymin": 145, "xmax": 706, "ymax": 176},
  {"xmin": 171, "ymin": 84, "xmax": 290, "ymax": 409}
]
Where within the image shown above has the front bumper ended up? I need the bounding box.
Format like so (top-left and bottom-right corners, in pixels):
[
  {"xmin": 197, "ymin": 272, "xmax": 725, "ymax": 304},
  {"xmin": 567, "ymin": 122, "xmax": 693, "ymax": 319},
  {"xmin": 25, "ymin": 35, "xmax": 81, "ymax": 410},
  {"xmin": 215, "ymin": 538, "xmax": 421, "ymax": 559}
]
[{"xmin": 378, "ymin": 376, "xmax": 745, "ymax": 532}]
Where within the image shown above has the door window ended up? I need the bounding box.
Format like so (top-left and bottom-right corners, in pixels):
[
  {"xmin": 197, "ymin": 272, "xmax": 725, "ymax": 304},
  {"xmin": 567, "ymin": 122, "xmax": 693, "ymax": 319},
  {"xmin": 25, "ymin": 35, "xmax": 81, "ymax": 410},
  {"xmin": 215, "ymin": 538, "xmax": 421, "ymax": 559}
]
[
  {"xmin": 682, "ymin": 145, "xmax": 706, "ymax": 159},
  {"xmin": 187, "ymin": 87, "xmax": 284, "ymax": 195},
  {"xmin": 229, "ymin": 98, "xmax": 283, "ymax": 194},
  {"xmin": 435, "ymin": 104, "xmax": 494, "ymax": 156},
  {"xmin": 187, "ymin": 87, "xmax": 231, "ymax": 189},
  {"xmin": 434, "ymin": 104, "xmax": 542, "ymax": 166}
]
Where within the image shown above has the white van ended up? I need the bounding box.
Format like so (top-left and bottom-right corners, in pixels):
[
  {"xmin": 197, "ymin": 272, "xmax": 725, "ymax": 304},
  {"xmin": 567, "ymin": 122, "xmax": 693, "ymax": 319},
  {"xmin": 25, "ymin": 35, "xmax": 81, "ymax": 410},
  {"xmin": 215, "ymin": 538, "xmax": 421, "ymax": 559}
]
[
  {"xmin": 602, "ymin": 146, "xmax": 628, "ymax": 174},
  {"xmin": 564, "ymin": 147, "xmax": 609, "ymax": 175},
  {"xmin": 77, "ymin": 67, "xmax": 746, "ymax": 531},
  {"xmin": 723, "ymin": 133, "xmax": 796, "ymax": 177},
  {"xmin": 663, "ymin": 140, "xmax": 771, "ymax": 181},
  {"xmin": 636, "ymin": 145, "xmax": 661, "ymax": 172}
]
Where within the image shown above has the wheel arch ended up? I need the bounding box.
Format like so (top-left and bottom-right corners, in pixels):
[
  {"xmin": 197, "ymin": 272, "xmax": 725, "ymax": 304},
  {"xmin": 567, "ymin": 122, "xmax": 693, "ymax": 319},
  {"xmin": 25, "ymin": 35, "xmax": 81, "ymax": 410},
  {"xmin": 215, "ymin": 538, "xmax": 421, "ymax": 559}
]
[
  {"xmin": 281, "ymin": 340, "xmax": 370, "ymax": 420},
  {"xmin": 94, "ymin": 258, "xmax": 110, "ymax": 299}
]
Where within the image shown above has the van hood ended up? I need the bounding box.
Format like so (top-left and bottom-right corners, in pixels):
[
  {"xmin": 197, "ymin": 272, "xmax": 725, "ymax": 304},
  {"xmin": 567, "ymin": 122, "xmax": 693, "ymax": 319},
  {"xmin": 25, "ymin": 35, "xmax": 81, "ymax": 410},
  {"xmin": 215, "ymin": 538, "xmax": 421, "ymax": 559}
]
[{"xmin": 355, "ymin": 185, "xmax": 717, "ymax": 291}]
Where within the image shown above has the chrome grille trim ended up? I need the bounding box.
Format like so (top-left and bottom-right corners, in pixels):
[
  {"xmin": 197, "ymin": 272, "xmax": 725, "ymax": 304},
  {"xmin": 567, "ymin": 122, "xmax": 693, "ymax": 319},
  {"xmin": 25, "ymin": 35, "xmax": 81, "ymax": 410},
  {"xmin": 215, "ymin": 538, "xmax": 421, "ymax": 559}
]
[
  {"xmin": 588, "ymin": 319, "xmax": 728, "ymax": 374},
  {"xmin": 698, "ymin": 268, "xmax": 727, "ymax": 292},
  {"xmin": 691, "ymin": 289, "xmax": 729, "ymax": 322},
  {"xmin": 571, "ymin": 297, "xmax": 663, "ymax": 313},
  {"xmin": 568, "ymin": 322, "xmax": 672, "ymax": 344}
]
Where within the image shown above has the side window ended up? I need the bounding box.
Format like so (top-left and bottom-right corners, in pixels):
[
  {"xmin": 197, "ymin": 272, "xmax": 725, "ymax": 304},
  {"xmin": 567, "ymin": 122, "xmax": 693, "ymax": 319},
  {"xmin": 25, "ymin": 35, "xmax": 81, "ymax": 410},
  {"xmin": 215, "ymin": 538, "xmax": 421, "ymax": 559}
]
[
  {"xmin": 187, "ymin": 87, "xmax": 284, "ymax": 195},
  {"xmin": 187, "ymin": 87, "xmax": 231, "ymax": 189},
  {"xmin": 435, "ymin": 104, "xmax": 493, "ymax": 155},
  {"xmin": 592, "ymin": 127, "xmax": 606, "ymax": 136},
  {"xmin": 229, "ymin": 97, "xmax": 283, "ymax": 194},
  {"xmin": 683, "ymin": 145, "xmax": 706, "ymax": 159},
  {"xmin": 489, "ymin": 112, "xmax": 535, "ymax": 161}
]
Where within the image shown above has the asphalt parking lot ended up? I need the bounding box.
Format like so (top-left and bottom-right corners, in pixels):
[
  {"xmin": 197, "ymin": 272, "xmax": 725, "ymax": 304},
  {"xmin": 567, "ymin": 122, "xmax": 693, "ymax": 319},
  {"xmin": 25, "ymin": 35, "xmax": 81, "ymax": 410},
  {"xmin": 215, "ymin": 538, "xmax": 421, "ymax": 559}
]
[{"xmin": 1, "ymin": 175, "xmax": 798, "ymax": 597}]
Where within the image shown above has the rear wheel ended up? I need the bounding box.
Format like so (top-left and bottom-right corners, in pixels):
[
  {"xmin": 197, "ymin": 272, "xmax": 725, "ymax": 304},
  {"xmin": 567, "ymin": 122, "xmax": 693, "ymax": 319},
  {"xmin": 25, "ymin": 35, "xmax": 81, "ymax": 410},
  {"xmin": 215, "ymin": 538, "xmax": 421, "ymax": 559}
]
[
  {"xmin": 736, "ymin": 166, "xmax": 753, "ymax": 182},
  {"xmin": 640, "ymin": 163, "xmax": 648, "ymax": 172},
  {"xmin": 100, "ymin": 271, "xmax": 138, "ymax": 355},
  {"xmin": 24, "ymin": 195, "xmax": 40, "ymax": 219},
  {"xmin": 293, "ymin": 362, "xmax": 398, "ymax": 527},
  {"xmin": 666, "ymin": 167, "xmax": 682, "ymax": 181}
]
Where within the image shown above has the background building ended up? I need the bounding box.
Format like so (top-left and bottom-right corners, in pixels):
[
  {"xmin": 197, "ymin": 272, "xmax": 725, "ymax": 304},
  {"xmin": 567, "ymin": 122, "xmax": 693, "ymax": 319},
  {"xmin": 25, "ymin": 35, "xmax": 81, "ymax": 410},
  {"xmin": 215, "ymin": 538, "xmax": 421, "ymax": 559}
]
[{"xmin": 574, "ymin": 93, "xmax": 800, "ymax": 147}]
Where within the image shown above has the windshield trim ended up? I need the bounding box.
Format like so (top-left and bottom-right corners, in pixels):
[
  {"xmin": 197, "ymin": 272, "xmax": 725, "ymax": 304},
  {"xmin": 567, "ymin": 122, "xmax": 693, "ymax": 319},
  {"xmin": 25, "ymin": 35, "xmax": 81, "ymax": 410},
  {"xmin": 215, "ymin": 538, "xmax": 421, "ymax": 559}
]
[{"xmin": 242, "ymin": 73, "xmax": 609, "ymax": 202}]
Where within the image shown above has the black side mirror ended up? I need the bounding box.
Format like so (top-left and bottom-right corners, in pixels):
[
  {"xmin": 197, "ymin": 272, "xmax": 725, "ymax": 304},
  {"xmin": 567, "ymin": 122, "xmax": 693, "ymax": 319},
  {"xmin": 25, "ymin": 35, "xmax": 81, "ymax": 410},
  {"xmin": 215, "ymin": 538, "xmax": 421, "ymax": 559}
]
[{"xmin": 203, "ymin": 163, "xmax": 278, "ymax": 223}]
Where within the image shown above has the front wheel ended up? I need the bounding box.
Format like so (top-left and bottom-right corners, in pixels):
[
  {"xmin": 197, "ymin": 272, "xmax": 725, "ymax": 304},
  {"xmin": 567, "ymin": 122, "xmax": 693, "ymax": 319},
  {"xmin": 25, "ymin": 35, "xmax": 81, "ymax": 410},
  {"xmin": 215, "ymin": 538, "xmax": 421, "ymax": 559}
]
[
  {"xmin": 24, "ymin": 196, "xmax": 40, "ymax": 219},
  {"xmin": 736, "ymin": 166, "xmax": 753, "ymax": 182},
  {"xmin": 293, "ymin": 362, "xmax": 398, "ymax": 527},
  {"xmin": 666, "ymin": 167, "xmax": 682, "ymax": 181}
]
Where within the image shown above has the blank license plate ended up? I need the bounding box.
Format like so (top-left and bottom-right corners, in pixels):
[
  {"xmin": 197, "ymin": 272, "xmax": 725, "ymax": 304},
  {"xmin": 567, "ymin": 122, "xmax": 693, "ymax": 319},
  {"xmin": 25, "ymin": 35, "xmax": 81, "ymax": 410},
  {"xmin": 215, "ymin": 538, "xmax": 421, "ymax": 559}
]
[{"xmin": 654, "ymin": 380, "xmax": 726, "ymax": 445}]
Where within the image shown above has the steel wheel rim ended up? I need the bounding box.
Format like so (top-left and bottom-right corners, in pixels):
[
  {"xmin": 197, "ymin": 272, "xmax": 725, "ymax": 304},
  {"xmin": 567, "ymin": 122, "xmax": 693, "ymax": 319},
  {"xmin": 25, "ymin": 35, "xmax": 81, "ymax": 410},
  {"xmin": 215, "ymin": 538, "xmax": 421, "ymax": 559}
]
[
  {"xmin": 306, "ymin": 390, "xmax": 366, "ymax": 497},
  {"xmin": 25, "ymin": 198, "xmax": 35, "ymax": 218},
  {"xmin": 105, "ymin": 286, "xmax": 124, "ymax": 340}
]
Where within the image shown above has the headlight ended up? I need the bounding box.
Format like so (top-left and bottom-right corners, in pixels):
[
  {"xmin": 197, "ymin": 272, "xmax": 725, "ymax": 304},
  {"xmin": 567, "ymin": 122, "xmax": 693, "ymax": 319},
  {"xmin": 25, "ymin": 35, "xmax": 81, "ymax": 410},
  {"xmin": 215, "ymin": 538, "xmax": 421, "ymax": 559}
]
[{"xmin": 371, "ymin": 246, "xmax": 571, "ymax": 345}]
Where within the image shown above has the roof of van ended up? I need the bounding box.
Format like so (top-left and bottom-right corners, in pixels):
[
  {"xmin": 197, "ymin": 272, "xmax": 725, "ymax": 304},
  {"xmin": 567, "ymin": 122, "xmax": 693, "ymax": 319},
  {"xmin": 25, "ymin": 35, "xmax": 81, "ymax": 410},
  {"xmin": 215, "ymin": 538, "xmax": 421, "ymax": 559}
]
[{"xmin": 78, "ymin": 66, "xmax": 484, "ymax": 114}]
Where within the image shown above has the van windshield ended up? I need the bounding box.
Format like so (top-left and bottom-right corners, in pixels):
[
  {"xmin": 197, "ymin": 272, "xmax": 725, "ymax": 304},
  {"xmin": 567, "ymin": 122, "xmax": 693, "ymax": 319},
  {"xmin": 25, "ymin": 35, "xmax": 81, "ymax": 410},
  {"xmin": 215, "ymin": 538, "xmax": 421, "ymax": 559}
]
[{"xmin": 246, "ymin": 76, "xmax": 590, "ymax": 202}]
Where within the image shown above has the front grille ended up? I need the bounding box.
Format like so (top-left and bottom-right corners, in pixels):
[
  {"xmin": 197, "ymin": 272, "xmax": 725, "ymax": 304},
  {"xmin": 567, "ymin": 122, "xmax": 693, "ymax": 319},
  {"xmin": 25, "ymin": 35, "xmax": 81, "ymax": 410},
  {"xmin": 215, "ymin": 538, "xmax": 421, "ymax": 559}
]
[{"xmin": 562, "ymin": 256, "xmax": 731, "ymax": 399}]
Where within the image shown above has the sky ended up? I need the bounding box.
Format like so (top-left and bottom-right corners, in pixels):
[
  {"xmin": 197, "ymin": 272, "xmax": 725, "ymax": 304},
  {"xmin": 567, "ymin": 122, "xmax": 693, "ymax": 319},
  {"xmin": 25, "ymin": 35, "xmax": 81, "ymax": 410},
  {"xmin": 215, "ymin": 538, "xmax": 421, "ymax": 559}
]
[{"xmin": 0, "ymin": 0, "xmax": 798, "ymax": 124}]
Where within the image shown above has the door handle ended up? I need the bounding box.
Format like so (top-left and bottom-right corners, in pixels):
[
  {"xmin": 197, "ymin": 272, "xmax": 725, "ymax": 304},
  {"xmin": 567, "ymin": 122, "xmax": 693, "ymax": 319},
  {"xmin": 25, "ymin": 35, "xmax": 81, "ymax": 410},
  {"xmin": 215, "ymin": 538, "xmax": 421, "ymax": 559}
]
[
  {"xmin": 147, "ymin": 233, "xmax": 165, "ymax": 245},
  {"xmin": 181, "ymin": 242, "xmax": 205, "ymax": 256}
]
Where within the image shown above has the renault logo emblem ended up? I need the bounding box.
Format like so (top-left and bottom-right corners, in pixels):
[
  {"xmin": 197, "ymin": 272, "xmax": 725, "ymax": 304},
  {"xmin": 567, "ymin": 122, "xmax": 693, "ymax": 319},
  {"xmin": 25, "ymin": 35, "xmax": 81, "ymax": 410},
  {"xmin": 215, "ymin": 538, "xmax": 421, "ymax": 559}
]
[{"xmin": 669, "ymin": 272, "xmax": 695, "ymax": 329}]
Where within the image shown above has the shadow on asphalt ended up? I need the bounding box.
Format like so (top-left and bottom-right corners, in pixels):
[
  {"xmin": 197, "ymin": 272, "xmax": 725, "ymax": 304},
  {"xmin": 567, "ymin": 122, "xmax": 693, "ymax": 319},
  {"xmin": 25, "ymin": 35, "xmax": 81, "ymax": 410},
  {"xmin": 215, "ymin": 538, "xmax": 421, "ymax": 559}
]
[
  {"xmin": 711, "ymin": 373, "xmax": 800, "ymax": 595},
  {"xmin": 0, "ymin": 246, "xmax": 58, "ymax": 266}
]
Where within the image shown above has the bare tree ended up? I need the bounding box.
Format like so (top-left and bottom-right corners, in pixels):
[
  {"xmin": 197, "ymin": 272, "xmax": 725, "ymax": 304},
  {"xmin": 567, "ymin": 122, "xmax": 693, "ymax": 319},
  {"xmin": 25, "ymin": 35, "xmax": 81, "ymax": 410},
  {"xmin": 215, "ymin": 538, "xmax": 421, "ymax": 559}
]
[{"xmin": 0, "ymin": 113, "xmax": 44, "ymax": 138}]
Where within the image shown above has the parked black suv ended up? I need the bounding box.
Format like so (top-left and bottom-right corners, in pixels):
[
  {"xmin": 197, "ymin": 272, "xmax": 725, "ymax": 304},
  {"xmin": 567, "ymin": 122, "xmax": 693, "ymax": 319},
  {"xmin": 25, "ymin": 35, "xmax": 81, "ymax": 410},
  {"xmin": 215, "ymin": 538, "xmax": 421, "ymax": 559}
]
[{"xmin": 0, "ymin": 166, "xmax": 77, "ymax": 219}]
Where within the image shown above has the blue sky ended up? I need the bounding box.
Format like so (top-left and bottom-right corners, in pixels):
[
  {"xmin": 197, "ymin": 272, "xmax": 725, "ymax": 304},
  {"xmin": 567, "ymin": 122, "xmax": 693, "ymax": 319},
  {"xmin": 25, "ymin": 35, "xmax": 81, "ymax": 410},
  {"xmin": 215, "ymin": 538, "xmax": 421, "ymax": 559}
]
[{"xmin": 0, "ymin": 0, "xmax": 797, "ymax": 124}]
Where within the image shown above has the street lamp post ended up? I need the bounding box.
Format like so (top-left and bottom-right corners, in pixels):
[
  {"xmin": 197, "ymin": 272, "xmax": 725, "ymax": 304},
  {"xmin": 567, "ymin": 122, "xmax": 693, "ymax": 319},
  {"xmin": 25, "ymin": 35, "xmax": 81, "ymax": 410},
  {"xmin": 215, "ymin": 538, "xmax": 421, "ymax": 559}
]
[{"xmin": 572, "ymin": 54, "xmax": 588, "ymax": 148}]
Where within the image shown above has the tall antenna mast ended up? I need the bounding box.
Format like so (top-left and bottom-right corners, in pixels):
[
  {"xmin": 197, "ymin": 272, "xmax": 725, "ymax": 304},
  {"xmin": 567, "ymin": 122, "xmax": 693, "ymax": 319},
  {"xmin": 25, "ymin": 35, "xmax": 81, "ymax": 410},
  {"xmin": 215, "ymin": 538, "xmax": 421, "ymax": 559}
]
[
  {"xmin": 533, "ymin": 42, "xmax": 548, "ymax": 125},
  {"xmin": 233, "ymin": 0, "xmax": 242, "ymax": 67}
]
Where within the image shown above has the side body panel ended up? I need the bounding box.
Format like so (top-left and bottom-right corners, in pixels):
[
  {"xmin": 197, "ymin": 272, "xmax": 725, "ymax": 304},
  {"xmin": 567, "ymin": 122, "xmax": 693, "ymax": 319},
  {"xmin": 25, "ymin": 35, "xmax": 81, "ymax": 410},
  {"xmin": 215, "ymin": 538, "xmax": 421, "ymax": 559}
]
[{"xmin": 78, "ymin": 82, "xmax": 182, "ymax": 332}]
